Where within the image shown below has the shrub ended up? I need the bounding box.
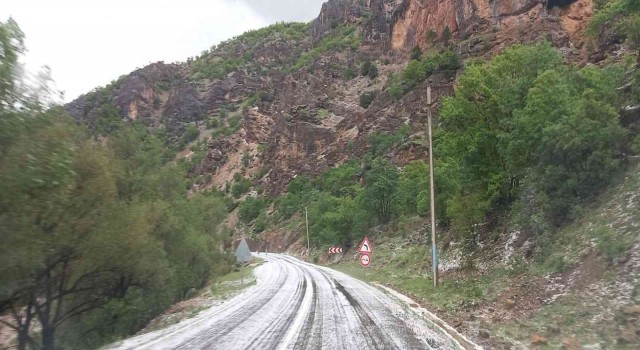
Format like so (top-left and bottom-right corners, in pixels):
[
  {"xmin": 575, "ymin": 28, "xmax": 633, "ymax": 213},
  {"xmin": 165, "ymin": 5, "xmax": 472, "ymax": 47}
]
[
  {"xmin": 443, "ymin": 26, "xmax": 452, "ymax": 47},
  {"xmin": 410, "ymin": 46, "xmax": 422, "ymax": 60},
  {"xmin": 359, "ymin": 91, "xmax": 377, "ymax": 108},
  {"xmin": 182, "ymin": 125, "xmax": 200, "ymax": 144},
  {"xmin": 360, "ymin": 61, "xmax": 379, "ymax": 79},
  {"xmin": 228, "ymin": 115, "xmax": 242, "ymax": 132},
  {"xmin": 402, "ymin": 60, "xmax": 426, "ymax": 88},
  {"xmin": 231, "ymin": 177, "xmax": 251, "ymax": 198},
  {"xmin": 389, "ymin": 81, "xmax": 404, "ymax": 100},
  {"xmin": 437, "ymin": 50, "xmax": 462, "ymax": 71},
  {"xmin": 241, "ymin": 151, "xmax": 252, "ymax": 167},
  {"xmin": 253, "ymin": 212, "xmax": 268, "ymax": 233},
  {"xmin": 343, "ymin": 67, "xmax": 357, "ymax": 80},
  {"xmin": 207, "ymin": 117, "xmax": 220, "ymax": 129},
  {"xmin": 238, "ymin": 197, "xmax": 267, "ymax": 223},
  {"xmin": 257, "ymin": 90, "xmax": 274, "ymax": 102}
]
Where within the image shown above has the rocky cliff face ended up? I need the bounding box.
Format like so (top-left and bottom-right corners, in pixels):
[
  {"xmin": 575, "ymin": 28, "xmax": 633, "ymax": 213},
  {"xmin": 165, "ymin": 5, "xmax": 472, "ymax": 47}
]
[
  {"xmin": 66, "ymin": 0, "xmax": 598, "ymax": 195},
  {"xmin": 390, "ymin": 0, "xmax": 593, "ymax": 57}
]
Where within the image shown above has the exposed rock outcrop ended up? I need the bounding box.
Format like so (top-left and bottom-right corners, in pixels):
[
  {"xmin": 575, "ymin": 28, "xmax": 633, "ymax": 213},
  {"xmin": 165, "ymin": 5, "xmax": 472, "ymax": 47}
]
[{"xmin": 66, "ymin": 0, "xmax": 599, "ymax": 196}]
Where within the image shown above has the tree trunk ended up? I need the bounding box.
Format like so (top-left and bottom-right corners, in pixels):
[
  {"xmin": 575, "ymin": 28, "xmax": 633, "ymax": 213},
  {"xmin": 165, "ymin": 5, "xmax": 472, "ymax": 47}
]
[
  {"xmin": 42, "ymin": 326, "xmax": 55, "ymax": 350},
  {"xmin": 16, "ymin": 331, "xmax": 28, "ymax": 350}
]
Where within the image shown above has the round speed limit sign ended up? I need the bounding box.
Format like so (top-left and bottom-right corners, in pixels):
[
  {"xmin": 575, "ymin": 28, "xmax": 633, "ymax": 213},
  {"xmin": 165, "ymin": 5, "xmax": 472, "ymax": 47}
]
[{"xmin": 360, "ymin": 254, "xmax": 371, "ymax": 267}]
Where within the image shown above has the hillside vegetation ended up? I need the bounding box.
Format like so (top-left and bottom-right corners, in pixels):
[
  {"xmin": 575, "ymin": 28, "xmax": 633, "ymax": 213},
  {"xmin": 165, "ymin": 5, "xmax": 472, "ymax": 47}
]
[{"xmin": 0, "ymin": 20, "xmax": 235, "ymax": 350}]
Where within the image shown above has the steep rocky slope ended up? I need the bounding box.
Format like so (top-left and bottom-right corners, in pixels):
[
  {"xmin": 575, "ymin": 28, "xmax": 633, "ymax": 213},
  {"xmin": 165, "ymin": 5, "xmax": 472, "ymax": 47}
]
[
  {"xmin": 59, "ymin": 1, "xmax": 640, "ymax": 347},
  {"xmin": 66, "ymin": 0, "xmax": 601, "ymax": 196}
]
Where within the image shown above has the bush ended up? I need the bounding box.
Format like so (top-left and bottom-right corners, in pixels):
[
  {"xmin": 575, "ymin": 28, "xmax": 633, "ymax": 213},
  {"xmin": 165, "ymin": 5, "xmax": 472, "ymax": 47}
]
[
  {"xmin": 595, "ymin": 226, "xmax": 629, "ymax": 262},
  {"xmin": 389, "ymin": 81, "xmax": 404, "ymax": 100},
  {"xmin": 182, "ymin": 125, "xmax": 200, "ymax": 144},
  {"xmin": 402, "ymin": 60, "xmax": 426, "ymax": 88},
  {"xmin": 238, "ymin": 197, "xmax": 267, "ymax": 223},
  {"xmin": 241, "ymin": 151, "xmax": 252, "ymax": 167},
  {"xmin": 257, "ymin": 90, "xmax": 275, "ymax": 102},
  {"xmin": 402, "ymin": 50, "xmax": 462, "ymax": 90},
  {"xmin": 437, "ymin": 50, "xmax": 462, "ymax": 71},
  {"xmin": 360, "ymin": 61, "xmax": 378, "ymax": 79},
  {"xmin": 359, "ymin": 91, "xmax": 377, "ymax": 108},
  {"xmin": 228, "ymin": 115, "xmax": 242, "ymax": 132},
  {"xmin": 343, "ymin": 67, "xmax": 357, "ymax": 80},
  {"xmin": 254, "ymin": 212, "xmax": 268, "ymax": 233},
  {"xmin": 231, "ymin": 177, "xmax": 251, "ymax": 198},
  {"xmin": 277, "ymin": 194, "xmax": 301, "ymax": 220},
  {"xmin": 410, "ymin": 46, "xmax": 422, "ymax": 60},
  {"xmin": 207, "ymin": 117, "xmax": 220, "ymax": 129}
]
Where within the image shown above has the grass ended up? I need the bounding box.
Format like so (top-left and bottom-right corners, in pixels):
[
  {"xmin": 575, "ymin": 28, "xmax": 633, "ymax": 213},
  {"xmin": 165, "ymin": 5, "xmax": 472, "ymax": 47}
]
[
  {"xmin": 211, "ymin": 258, "xmax": 263, "ymax": 299},
  {"xmin": 142, "ymin": 258, "xmax": 263, "ymax": 334},
  {"xmin": 328, "ymin": 238, "xmax": 503, "ymax": 313}
]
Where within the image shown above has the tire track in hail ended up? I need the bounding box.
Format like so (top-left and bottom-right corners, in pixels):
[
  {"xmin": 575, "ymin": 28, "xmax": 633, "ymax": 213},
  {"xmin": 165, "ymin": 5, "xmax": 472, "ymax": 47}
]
[
  {"xmin": 284, "ymin": 256, "xmax": 361, "ymax": 350},
  {"xmin": 246, "ymin": 262, "xmax": 308, "ymax": 350},
  {"xmin": 291, "ymin": 275, "xmax": 318, "ymax": 350},
  {"xmin": 333, "ymin": 281, "xmax": 392, "ymax": 350},
  {"xmin": 319, "ymin": 264, "xmax": 442, "ymax": 349}
]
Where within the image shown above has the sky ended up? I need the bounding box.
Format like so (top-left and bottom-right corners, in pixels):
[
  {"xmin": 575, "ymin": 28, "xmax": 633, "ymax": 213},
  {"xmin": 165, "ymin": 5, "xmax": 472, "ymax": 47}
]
[{"xmin": 1, "ymin": 0, "xmax": 325, "ymax": 102}]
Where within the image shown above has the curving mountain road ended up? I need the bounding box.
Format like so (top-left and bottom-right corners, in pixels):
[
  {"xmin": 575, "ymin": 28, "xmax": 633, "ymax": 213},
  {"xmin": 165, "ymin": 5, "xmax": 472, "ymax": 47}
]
[{"xmin": 107, "ymin": 254, "xmax": 471, "ymax": 350}]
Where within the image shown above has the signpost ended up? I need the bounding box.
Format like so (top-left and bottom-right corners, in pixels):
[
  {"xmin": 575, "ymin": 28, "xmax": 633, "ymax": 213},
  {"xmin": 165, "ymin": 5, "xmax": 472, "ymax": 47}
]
[
  {"xmin": 360, "ymin": 253, "xmax": 371, "ymax": 267},
  {"xmin": 357, "ymin": 236, "xmax": 373, "ymax": 255},
  {"xmin": 328, "ymin": 247, "xmax": 343, "ymax": 254},
  {"xmin": 235, "ymin": 237, "xmax": 251, "ymax": 286},
  {"xmin": 358, "ymin": 236, "xmax": 372, "ymax": 272}
]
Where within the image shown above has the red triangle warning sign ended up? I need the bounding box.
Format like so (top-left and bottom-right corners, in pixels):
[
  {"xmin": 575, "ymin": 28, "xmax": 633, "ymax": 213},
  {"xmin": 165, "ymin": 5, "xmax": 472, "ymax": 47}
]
[{"xmin": 358, "ymin": 236, "xmax": 373, "ymax": 254}]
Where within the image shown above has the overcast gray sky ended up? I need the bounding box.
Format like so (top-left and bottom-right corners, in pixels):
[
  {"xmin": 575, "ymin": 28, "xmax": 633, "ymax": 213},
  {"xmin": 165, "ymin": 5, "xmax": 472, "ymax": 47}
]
[{"xmin": 1, "ymin": 0, "xmax": 325, "ymax": 102}]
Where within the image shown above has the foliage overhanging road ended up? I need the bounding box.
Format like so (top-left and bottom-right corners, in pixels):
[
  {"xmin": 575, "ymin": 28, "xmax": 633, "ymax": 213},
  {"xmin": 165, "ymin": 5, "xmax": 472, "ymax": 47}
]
[{"xmin": 108, "ymin": 254, "xmax": 471, "ymax": 350}]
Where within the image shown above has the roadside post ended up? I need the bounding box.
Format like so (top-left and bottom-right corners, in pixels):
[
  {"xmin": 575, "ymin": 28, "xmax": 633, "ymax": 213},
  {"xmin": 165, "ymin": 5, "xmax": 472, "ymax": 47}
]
[
  {"xmin": 235, "ymin": 237, "xmax": 251, "ymax": 286},
  {"xmin": 427, "ymin": 86, "xmax": 438, "ymax": 288}
]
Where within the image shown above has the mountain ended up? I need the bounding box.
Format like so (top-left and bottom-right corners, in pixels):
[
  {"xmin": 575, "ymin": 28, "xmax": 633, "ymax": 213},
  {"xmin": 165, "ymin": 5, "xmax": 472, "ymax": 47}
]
[
  {"xmin": 55, "ymin": 0, "xmax": 640, "ymax": 347},
  {"xmin": 65, "ymin": 0, "xmax": 606, "ymax": 195}
]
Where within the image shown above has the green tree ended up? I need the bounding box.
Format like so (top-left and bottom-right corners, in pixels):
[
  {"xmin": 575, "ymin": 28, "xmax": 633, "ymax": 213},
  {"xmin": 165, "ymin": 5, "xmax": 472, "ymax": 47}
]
[
  {"xmin": 439, "ymin": 42, "xmax": 563, "ymax": 214},
  {"xmin": 94, "ymin": 103, "xmax": 123, "ymax": 136},
  {"xmin": 360, "ymin": 61, "xmax": 378, "ymax": 79},
  {"xmin": 232, "ymin": 177, "xmax": 252, "ymax": 198},
  {"xmin": 410, "ymin": 46, "xmax": 422, "ymax": 60},
  {"xmin": 308, "ymin": 192, "xmax": 366, "ymax": 246},
  {"xmin": 362, "ymin": 158, "xmax": 399, "ymax": 223},
  {"xmin": 442, "ymin": 26, "xmax": 452, "ymax": 47},
  {"xmin": 402, "ymin": 59, "xmax": 426, "ymax": 88},
  {"xmin": 239, "ymin": 197, "xmax": 267, "ymax": 223},
  {"xmin": 319, "ymin": 161, "xmax": 361, "ymax": 197},
  {"xmin": 398, "ymin": 160, "xmax": 429, "ymax": 216}
]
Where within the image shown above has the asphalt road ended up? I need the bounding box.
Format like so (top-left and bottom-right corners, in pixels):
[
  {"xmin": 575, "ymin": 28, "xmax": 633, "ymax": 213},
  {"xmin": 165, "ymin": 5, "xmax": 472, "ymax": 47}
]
[{"xmin": 107, "ymin": 254, "xmax": 468, "ymax": 350}]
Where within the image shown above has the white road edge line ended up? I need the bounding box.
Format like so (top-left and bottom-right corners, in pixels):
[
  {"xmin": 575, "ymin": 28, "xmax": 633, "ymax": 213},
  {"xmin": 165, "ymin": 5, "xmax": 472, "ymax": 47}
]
[{"xmin": 373, "ymin": 283, "xmax": 483, "ymax": 350}]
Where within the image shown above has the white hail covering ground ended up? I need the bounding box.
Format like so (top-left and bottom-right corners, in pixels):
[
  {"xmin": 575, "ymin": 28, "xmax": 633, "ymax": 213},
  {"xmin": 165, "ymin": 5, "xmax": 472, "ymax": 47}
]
[{"xmin": 106, "ymin": 254, "xmax": 467, "ymax": 350}]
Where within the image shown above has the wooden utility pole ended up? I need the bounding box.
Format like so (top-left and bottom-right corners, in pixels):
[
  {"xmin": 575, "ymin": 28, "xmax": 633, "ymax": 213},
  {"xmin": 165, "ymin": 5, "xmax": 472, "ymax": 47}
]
[
  {"xmin": 427, "ymin": 86, "xmax": 439, "ymax": 287},
  {"xmin": 305, "ymin": 207, "xmax": 310, "ymax": 257}
]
